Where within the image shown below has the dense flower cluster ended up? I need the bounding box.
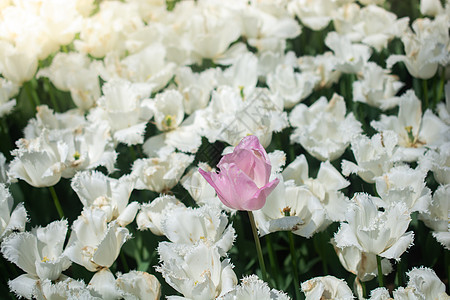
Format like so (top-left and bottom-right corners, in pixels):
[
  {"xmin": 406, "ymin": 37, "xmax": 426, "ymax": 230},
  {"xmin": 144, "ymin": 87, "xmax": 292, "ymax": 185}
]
[{"xmin": 0, "ymin": 0, "xmax": 449, "ymax": 299}]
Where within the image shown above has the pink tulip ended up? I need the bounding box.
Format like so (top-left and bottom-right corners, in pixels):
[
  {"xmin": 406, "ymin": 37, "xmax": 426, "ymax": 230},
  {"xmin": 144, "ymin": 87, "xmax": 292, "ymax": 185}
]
[{"xmin": 199, "ymin": 135, "xmax": 279, "ymax": 211}]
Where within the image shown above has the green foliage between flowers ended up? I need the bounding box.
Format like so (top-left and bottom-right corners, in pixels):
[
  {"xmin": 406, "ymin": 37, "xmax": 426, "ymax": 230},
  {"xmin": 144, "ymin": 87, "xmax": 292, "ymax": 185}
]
[{"xmin": 0, "ymin": 0, "xmax": 448, "ymax": 299}]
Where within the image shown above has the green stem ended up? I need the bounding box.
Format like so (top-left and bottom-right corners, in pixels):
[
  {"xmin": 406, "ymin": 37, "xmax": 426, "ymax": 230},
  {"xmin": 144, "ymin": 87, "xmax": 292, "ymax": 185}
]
[
  {"xmin": 313, "ymin": 233, "xmax": 328, "ymax": 274},
  {"xmin": 288, "ymin": 231, "xmax": 301, "ymax": 300},
  {"xmin": 265, "ymin": 234, "xmax": 279, "ymax": 288},
  {"xmin": 361, "ymin": 280, "xmax": 366, "ymax": 299},
  {"xmin": 247, "ymin": 211, "xmax": 267, "ymax": 282},
  {"xmin": 23, "ymin": 81, "xmax": 39, "ymax": 109},
  {"xmin": 49, "ymin": 186, "xmax": 64, "ymax": 219},
  {"xmin": 129, "ymin": 146, "xmax": 137, "ymax": 161},
  {"xmin": 120, "ymin": 251, "xmax": 130, "ymax": 273},
  {"xmin": 395, "ymin": 256, "xmax": 403, "ymax": 287},
  {"xmin": 422, "ymin": 79, "xmax": 429, "ymax": 109},
  {"xmin": 61, "ymin": 45, "xmax": 69, "ymax": 53},
  {"xmin": 435, "ymin": 68, "xmax": 445, "ymax": 109},
  {"xmin": 377, "ymin": 255, "xmax": 384, "ymax": 287},
  {"xmin": 44, "ymin": 78, "xmax": 61, "ymax": 112}
]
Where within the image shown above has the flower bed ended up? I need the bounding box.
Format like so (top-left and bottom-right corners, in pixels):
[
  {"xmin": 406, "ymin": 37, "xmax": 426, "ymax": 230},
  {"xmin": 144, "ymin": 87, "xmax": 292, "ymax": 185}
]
[{"xmin": 0, "ymin": 0, "xmax": 448, "ymax": 299}]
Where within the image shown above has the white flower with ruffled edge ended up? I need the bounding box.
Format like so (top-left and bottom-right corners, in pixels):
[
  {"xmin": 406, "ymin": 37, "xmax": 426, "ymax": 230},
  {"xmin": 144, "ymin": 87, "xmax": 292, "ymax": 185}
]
[
  {"xmin": 393, "ymin": 267, "xmax": 449, "ymax": 299},
  {"xmin": 353, "ymin": 62, "xmax": 404, "ymax": 110},
  {"xmin": 375, "ymin": 165, "xmax": 431, "ymax": 213},
  {"xmin": 71, "ymin": 171, "xmax": 138, "ymax": 226},
  {"xmin": 0, "ymin": 184, "xmax": 27, "ymax": 242},
  {"xmin": 37, "ymin": 52, "xmax": 100, "ymax": 111},
  {"xmin": 283, "ymin": 154, "xmax": 351, "ymax": 222},
  {"xmin": 64, "ymin": 208, "xmax": 130, "ymax": 272},
  {"xmin": 387, "ymin": 16, "xmax": 450, "ymax": 79},
  {"xmin": 418, "ymin": 184, "xmax": 450, "ymax": 250},
  {"xmin": 298, "ymin": 52, "xmax": 341, "ymax": 89},
  {"xmin": 116, "ymin": 270, "xmax": 161, "ymax": 300},
  {"xmin": 290, "ymin": 93, "xmax": 362, "ymax": 161},
  {"xmin": 331, "ymin": 238, "xmax": 393, "ymax": 283},
  {"xmin": 334, "ymin": 193, "xmax": 414, "ymax": 261},
  {"xmin": 253, "ymin": 176, "xmax": 325, "ymax": 238},
  {"xmin": 267, "ymin": 63, "xmax": 319, "ymax": 109},
  {"xmin": 301, "ymin": 276, "xmax": 354, "ymax": 300},
  {"xmin": 156, "ymin": 241, "xmax": 237, "ymax": 300},
  {"xmin": 91, "ymin": 78, "xmax": 154, "ymax": 146},
  {"xmin": 371, "ymin": 89, "xmax": 450, "ymax": 162},
  {"xmin": 342, "ymin": 132, "xmax": 397, "ymax": 183},
  {"xmin": 325, "ymin": 32, "xmax": 372, "ymax": 74},
  {"xmin": 287, "ymin": 0, "xmax": 337, "ymax": 31},
  {"xmin": 1, "ymin": 220, "xmax": 71, "ymax": 299},
  {"xmin": 220, "ymin": 274, "xmax": 290, "ymax": 300},
  {"xmin": 161, "ymin": 205, "xmax": 235, "ymax": 257},
  {"xmin": 8, "ymin": 130, "xmax": 67, "ymax": 187},
  {"xmin": 0, "ymin": 77, "xmax": 18, "ymax": 117},
  {"xmin": 131, "ymin": 152, "xmax": 194, "ymax": 193}
]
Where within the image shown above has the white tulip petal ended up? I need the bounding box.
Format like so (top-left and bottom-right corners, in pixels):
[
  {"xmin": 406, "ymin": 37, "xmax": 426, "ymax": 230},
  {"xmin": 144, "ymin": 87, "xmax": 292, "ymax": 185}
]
[
  {"xmin": 8, "ymin": 274, "xmax": 38, "ymax": 299},
  {"xmin": 116, "ymin": 271, "xmax": 161, "ymax": 300},
  {"xmin": 89, "ymin": 268, "xmax": 121, "ymax": 300},
  {"xmin": 1, "ymin": 232, "xmax": 39, "ymax": 275},
  {"xmin": 93, "ymin": 223, "xmax": 130, "ymax": 268}
]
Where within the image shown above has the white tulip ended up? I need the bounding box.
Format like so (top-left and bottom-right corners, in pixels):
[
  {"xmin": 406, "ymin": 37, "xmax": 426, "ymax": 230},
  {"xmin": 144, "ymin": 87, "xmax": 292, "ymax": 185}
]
[
  {"xmin": 199, "ymin": 86, "xmax": 287, "ymax": 148},
  {"xmin": 64, "ymin": 209, "xmax": 130, "ymax": 272},
  {"xmin": 8, "ymin": 130, "xmax": 67, "ymax": 187},
  {"xmin": 283, "ymin": 155, "xmax": 350, "ymax": 222},
  {"xmin": 334, "ymin": 193, "xmax": 414, "ymax": 260},
  {"xmin": 0, "ymin": 184, "xmax": 27, "ymax": 241},
  {"xmin": 419, "ymin": 143, "xmax": 450, "ymax": 185},
  {"xmin": 71, "ymin": 171, "xmax": 138, "ymax": 226},
  {"xmin": 420, "ymin": 0, "xmax": 444, "ymax": 17},
  {"xmin": 74, "ymin": 1, "xmax": 144, "ymax": 58},
  {"xmin": 375, "ymin": 165, "xmax": 431, "ymax": 213},
  {"xmin": 342, "ymin": 132, "xmax": 397, "ymax": 183},
  {"xmin": 419, "ymin": 184, "xmax": 450, "ymax": 250},
  {"xmin": 35, "ymin": 275, "xmax": 101, "ymax": 300},
  {"xmin": 267, "ymin": 63, "xmax": 319, "ymax": 109},
  {"xmin": 298, "ymin": 52, "xmax": 341, "ymax": 89},
  {"xmin": 94, "ymin": 78, "xmax": 154, "ymax": 146},
  {"xmin": 116, "ymin": 270, "xmax": 161, "ymax": 300},
  {"xmin": 89, "ymin": 268, "xmax": 121, "ymax": 299},
  {"xmin": 0, "ymin": 41, "xmax": 38, "ymax": 85},
  {"xmin": 221, "ymin": 274, "xmax": 290, "ymax": 300},
  {"xmin": 392, "ymin": 267, "xmax": 449, "ymax": 299},
  {"xmin": 152, "ymin": 89, "xmax": 185, "ymax": 132},
  {"xmin": 101, "ymin": 43, "xmax": 176, "ymax": 91},
  {"xmin": 157, "ymin": 241, "xmax": 237, "ymax": 299},
  {"xmin": 1, "ymin": 220, "xmax": 71, "ymax": 298},
  {"xmin": 353, "ymin": 62, "xmax": 404, "ymax": 110},
  {"xmin": 131, "ymin": 152, "xmax": 194, "ymax": 193},
  {"xmin": 372, "ymin": 90, "xmax": 450, "ymax": 162},
  {"xmin": 0, "ymin": 77, "xmax": 18, "ymax": 117},
  {"xmin": 387, "ymin": 16, "xmax": 449, "ymax": 79},
  {"xmin": 37, "ymin": 52, "xmax": 100, "ymax": 111},
  {"xmin": 175, "ymin": 67, "xmax": 218, "ymax": 115},
  {"xmin": 161, "ymin": 205, "xmax": 236, "ymax": 256},
  {"xmin": 288, "ymin": 0, "xmax": 337, "ymax": 31},
  {"xmin": 137, "ymin": 195, "xmax": 186, "ymax": 236},
  {"xmin": 331, "ymin": 239, "xmax": 392, "ymax": 282},
  {"xmin": 183, "ymin": 2, "xmax": 241, "ymax": 61},
  {"xmin": 290, "ymin": 93, "xmax": 362, "ymax": 161},
  {"xmin": 325, "ymin": 32, "xmax": 372, "ymax": 74},
  {"xmin": 301, "ymin": 276, "xmax": 354, "ymax": 300},
  {"xmin": 253, "ymin": 176, "xmax": 326, "ymax": 238}
]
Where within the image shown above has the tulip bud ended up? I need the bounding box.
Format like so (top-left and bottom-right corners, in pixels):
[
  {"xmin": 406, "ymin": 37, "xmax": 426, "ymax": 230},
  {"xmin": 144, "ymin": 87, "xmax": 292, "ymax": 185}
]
[{"xmin": 199, "ymin": 135, "xmax": 279, "ymax": 211}]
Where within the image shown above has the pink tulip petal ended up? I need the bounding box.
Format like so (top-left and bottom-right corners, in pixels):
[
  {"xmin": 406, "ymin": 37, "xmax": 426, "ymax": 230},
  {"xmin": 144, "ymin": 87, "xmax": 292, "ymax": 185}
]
[
  {"xmin": 219, "ymin": 136, "xmax": 271, "ymax": 187},
  {"xmin": 245, "ymin": 178, "xmax": 280, "ymax": 210},
  {"xmin": 199, "ymin": 136, "xmax": 279, "ymax": 211}
]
